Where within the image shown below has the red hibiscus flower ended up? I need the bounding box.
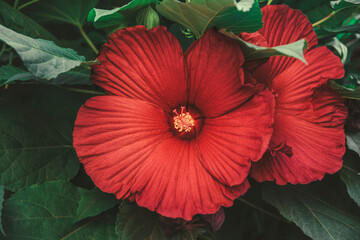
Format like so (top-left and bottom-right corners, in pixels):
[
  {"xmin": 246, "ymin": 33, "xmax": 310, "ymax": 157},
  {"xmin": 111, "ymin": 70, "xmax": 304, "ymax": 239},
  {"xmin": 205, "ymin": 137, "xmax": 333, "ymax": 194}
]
[
  {"xmin": 73, "ymin": 26, "xmax": 274, "ymax": 220},
  {"xmin": 241, "ymin": 5, "xmax": 348, "ymax": 185}
]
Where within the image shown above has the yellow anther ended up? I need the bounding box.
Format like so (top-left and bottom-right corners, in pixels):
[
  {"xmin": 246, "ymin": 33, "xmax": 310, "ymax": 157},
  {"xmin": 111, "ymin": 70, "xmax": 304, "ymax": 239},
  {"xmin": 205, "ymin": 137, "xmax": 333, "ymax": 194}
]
[{"xmin": 173, "ymin": 107, "xmax": 195, "ymax": 133}]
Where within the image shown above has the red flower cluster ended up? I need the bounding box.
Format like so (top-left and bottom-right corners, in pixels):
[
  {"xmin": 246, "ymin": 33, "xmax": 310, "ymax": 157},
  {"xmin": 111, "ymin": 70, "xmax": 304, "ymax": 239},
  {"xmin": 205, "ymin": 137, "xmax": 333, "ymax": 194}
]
[{"xmin": 73, "ymin": 5, "xmax": 347, "ymax": 220}]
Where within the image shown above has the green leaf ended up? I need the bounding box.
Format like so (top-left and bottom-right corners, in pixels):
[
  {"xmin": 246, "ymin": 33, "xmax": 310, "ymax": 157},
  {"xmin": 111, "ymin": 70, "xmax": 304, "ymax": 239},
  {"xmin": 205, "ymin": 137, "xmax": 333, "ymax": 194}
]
[
  {"xmin": 262, "ymin": 183, "xmax": 360, "ymax": 240},
  {"xmin": 157, "ymin": 0, "xmax": 263, "ymax": 38},
  {"xmin": 0, "ymin": 0, "xmax": 56, "ymax": 41},
  {"xmin": 316, "ymin": 23, "xmax": 360, "ymax": 39},
  {"xmin": 346, "ymin": 133, "xmax": 360, "ymax": 157},
  {"xmin": 25, "ymin": 0, "xmax": 99, "ymax": 27},
  {"xmin": 219, "ymin": 30, "xmax": 308, "ymax": 63},
  {"xmin": 0, "ymin": 101, "xmax": 79, "ymax": 192},
  {"xmin": 74, "ymin": 188, "xmax": 118, "ymax": 223},
  {"xmin": 63, "ymin": 213, "xmax": 117, "ymax": 240},
  {"xmin": 331, "ymin": 0, "xmax": 360, "ymax": 11},
  {"xmin": 115, "ymin": 201, "xmax": 166, "ymax": 240},
  {"xmin": 0, "ymin": 24, "xmax": 86, "ymax": 80},
  {"xmin": 326, "ymin": 37, "xmax": 348, "ymax": 64},
  {"xmin": 0, "ymin": 186, "xmax": 4, "ymax": 236},
  {"xmin": 2, "ymin": 181, "xmax": 81, "ymax": 239},
  {"xmin": 88, "ymin": 0, "xmax": 157, "ymax": 29},
  {"xmin": 340, "ymin": 150, "xmax": 360, "ymax": 207},
  {"xmin": 285, "ymin": 0, "xmax": 354, "ymax": 28},
  {"xmin": 136, "ymin": 6, "xmax": 160, "ymax": 29},
  {"xmin": 0, "ymin": 65, "xmax": 27, "ymax": 86},
  {"xmin": 2, "ymin": 67, "xmax": 92, "ymax": 86},
  {"xmin": 329, "ymin": 81, "xmax": 360, "ymax": 100},
  {"xmin": 2, "ymin": 181, "xmax": 118, "ymax": 240}
]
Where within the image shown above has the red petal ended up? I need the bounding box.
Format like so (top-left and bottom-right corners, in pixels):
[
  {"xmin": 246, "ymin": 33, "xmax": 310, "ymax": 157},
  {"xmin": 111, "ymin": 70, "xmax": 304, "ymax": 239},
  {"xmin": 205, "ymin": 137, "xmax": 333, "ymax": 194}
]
[
  {"xmin": 253, "ymin": 5, "xmax": 318, "ymax": 83},
  {"xmin": 195, "ymin": 88, "xmax": 274, "ymax": 186},
  {"xmin": 73, "ymin": 96, "xmax": 171, "ymax": 198},
  {"xmin": 251, "ymin": 86, "xmax": 347, "ymax": 184},
  {"xmin": 131, "ymin": 138, "xmax": 250, "ymax": 220},
  {"xmin": 186, "ymin": 29, "xmax": 246, "ymax": 118},
  {"xmin": 272, "ymin": 47, "xmax": 344, "ymax": 116},
  {"xmin": 92, "ymin": 26, "xmax": 187, "ymax": 111}
]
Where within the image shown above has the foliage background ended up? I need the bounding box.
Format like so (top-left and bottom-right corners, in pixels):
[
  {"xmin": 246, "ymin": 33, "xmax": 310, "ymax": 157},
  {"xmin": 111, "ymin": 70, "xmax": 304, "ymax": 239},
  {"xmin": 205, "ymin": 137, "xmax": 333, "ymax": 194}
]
[{"xmin": 0, "ymin": 0, "xmax": 359, "ymax": 239}]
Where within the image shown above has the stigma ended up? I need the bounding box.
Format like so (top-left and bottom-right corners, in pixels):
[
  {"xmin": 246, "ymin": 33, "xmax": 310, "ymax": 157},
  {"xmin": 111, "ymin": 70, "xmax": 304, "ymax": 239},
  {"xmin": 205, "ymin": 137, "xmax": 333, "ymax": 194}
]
[{"xmin": 173, "ymin": 106, "xmax": 195, "ymax": 133}]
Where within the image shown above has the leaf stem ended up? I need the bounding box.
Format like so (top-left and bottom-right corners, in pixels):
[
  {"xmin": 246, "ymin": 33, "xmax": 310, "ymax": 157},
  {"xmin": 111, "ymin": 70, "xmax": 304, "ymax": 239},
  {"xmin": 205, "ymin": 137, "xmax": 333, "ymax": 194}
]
[
  {"xmin": 267, "ymin": 0, "xmax": 273, "ymax": 5},
  {"xmin": 13, "ymin": 0, "xmax": 20, "ymax": 8},
  {"xmin": 312, "ymin": 11, "xmax": 336, "ymax": 27},
  {"xmin": 78, "ymin": 26, "xmax": 99, "ymax": 55},
  {"xmin": 0, "ymin": 43, "xmax": 6, "ymax": 59},
  {"xmin": 238, "ymin": 197, "xmax": 289, "ymax": 223},
  {"xmin": 8, "ymin": 51, "xmax": 13, "ymax": 65},
  {"xmin": 18, "ymin": 0, "xmax": 41, "ymax": 10},
  {"xmin": 60, "ymin": 86, "xmax": 105, "ymax": 95}
]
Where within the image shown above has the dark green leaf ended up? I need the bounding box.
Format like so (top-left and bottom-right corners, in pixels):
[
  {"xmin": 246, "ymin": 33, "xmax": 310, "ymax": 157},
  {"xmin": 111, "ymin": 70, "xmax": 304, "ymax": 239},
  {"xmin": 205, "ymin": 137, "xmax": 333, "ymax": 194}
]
[
  {"xmin": 25, "ymin": 0, "xmax": 99, "ymax": 27},
  {"xmin": 331, "ymin": 0, "xmax": 360, "ymax": 11},
  {"xmin": 262, "ymin": 183, "xmax": 360, "ymax": 240},
  {"xmin": 285, "ymin": 0, "xmax": 354, "ymax": 28},
  {"xmin": 88, "ymin": 0, "xmax": 157, "ymax": 29},
  {"xmin": 136, "ymin": 6, "xmax": 160, "ymax": 29},
  {"xmin": 0, "ymin": 101, "xmax": 79, "ymax": 192},
  {"xmin": 2, "ymin": 181, "xmax": 118, "ymax": 240},
  {"xmin": 329, "ymin": 81, "xmax": 360, "ymax": 100},
  {"xmin": 4, "ymin": 67, "xmax": 92, "ymax": 86},
  {"xmin": 157, "ymin": 0, "xmax": 263, "ymax": 37},
  {"xmin": 316, "ymin": 23, "xmax": 360, "ymax": 40},
  {"xmin": 340, "ymin": 150, "xmax": 360, "ymax": 206},
  {"xmin": 0, "ymin": 0, "xmax": 56, "ymax": 41},
  {"xmin": 115, "ymin": 201, "xmax": 166, "ymax": 240},
  {"xmin": 2, "ymin": 181, "xmax": 81, "ymax": 239},
  {"xmin": 0, "ymin": 186, "xmax": 4, "ymax": 236},
  {"xmin": 325, "ymin": 37, "xmax": 348, "ymax": 63},
  {"xmin": 346, "ymin": 133, "xmax": 360, "ymax": 156},
  {"xmin": 220, "ymin": 30, "xmax": 308, "ymax": 62},
  {"xmin": 0, "ymin": 65, "xmax": 27, "ymax": 86},
  {"xmin": 64, "ymin": 213, "xmax": 117, "ymax": 240},
  {"xmin": 74, "ymin": 188, "xmax": 118, "ymax": 223},
  {"xmin": 0, "ymin": 24, "xmax": 86, "ymax": 80}
]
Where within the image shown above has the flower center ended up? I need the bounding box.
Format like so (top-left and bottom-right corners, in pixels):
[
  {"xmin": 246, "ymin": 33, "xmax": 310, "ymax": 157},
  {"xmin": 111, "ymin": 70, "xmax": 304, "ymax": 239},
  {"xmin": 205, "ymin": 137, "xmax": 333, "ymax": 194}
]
[{"xmin": 173, "ymin": 106, "xmax": 195, "ymax": 133}]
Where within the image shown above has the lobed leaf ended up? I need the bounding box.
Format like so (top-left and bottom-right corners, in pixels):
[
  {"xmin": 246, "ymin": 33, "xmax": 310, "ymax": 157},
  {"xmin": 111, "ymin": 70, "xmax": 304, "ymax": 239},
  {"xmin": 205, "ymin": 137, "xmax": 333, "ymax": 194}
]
[
  {"xmin": 157, "ymin": 0, "xmax": 263, "ymax": 38},
  {"xmin": 2, "ymin": 181, "xmax": 117, "ymax": 240},
  {"xmin": 0, "ymin": 101, "xmax": 79, "ymax": 192},
  {"xmin": 0, "ymin": 24, "xmax": 86, "ymax": 80}
]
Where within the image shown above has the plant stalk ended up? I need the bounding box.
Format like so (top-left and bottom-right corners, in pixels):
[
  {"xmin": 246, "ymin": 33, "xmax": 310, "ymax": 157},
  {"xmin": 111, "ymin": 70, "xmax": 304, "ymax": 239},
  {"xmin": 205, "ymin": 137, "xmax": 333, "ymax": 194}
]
[
  {"xmin": 312, "ymin": 11, "xmax": 336, "ymax": 27},
  {"xmin": 18, "ymin": 0, "xmax": 41, "ymax": 10},
  {"xmin": 78, "ymin": 26, "xmax": 99, "ymax": 55}
]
